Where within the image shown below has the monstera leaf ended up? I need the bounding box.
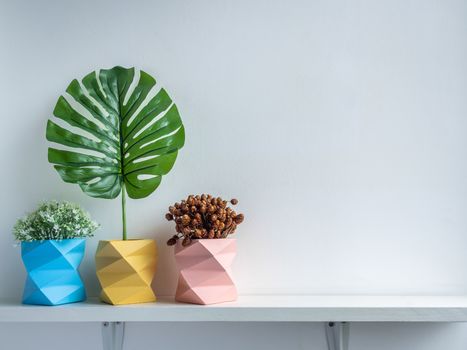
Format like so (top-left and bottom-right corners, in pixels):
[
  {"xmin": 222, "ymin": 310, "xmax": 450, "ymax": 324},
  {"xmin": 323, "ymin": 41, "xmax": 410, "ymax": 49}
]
[
  {"xmin": 47, "ymin": 66, "xmax": 185, "ymax": 199},
  {"xmin": 46, "ymin": 66, "xmax": 185, "ymax": 238}
]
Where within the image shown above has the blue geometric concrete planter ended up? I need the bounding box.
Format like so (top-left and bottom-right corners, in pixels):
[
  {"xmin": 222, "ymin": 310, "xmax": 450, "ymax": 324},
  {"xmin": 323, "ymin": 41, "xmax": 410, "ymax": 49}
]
[{"xmin": 21, "ymin": 238, "xmax": 86, "ymax": 306}]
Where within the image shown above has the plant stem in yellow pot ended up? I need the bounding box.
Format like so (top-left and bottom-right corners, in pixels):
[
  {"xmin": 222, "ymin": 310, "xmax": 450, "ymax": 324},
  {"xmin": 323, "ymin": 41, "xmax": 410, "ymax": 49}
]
[{"xmin": 46, "ymin": 66, "xmax": 185, "ymax": 305}]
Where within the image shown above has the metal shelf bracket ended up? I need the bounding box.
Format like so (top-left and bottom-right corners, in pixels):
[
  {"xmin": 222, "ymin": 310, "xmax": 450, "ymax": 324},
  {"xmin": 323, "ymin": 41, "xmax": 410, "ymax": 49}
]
[
  {"xmin": 325, "ymin": 322, "xmax": 349, "ymax": 350},
  {"xmin": 102, "ymin": 321, "xmax": 125, "ymax": 350}
]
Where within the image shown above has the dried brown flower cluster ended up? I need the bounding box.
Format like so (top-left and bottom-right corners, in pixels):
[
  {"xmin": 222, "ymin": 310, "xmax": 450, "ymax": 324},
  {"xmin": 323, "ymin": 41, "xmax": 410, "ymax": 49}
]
[{"xmin": 166, "ymin": 194, "xmax": 244, "ymax": 246}]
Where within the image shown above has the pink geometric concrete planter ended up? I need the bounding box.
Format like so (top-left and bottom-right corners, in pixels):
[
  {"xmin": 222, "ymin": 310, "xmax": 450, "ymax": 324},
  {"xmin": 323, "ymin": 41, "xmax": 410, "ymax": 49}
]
[{"xmin": 174, "ymin": 239, "xmax": 237, "ymax": 305}]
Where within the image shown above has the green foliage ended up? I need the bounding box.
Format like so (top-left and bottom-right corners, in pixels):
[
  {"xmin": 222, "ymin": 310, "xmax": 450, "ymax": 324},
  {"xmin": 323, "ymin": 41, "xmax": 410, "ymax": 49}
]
[
  {"xmin": 46, "ymin": 66, "xmax": 185, "ymax": 200},
  {"xmin": 46, "ymin": 66, "xmax": 185, "ymax": 239},
  {"xmin": 13, "ymin": 201, "xmax": 99, "ymax": 242}
]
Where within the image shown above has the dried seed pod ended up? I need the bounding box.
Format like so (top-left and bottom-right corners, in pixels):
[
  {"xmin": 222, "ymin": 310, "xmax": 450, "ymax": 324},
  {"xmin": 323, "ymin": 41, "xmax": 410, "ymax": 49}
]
[
  {"xmin": 234, "ymin": 214, "xmax": 244, "ymax": 224},
  {"xmin": 182, "ymin": 214, "xmax": 191, "ymax": 223},
  {"xmin": 167, "ymin": 237, "xmax": 177, "ymax": 246},
  {"xmin": 231, "ymin": 222, "xmax": 237, "ymax": 232},
  {"xmin": 230, "ymin": 198, "xmax": 238, "ymax": 205},
  {"xmin": 208, "ymin": 229, "xmax": 215, "ymax": 239},
  {"xmin": 182, "ymin": 236, "xmax": 191, "ymax": 246},
  {"xmin": 167, "ymin": 195, "xmax": 244, "ymax": 245}
]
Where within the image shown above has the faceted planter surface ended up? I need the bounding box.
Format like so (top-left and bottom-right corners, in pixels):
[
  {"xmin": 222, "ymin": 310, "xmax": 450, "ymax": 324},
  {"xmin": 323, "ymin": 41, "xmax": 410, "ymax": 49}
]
[
  {"xmin": 175, "ymin": 239, "xmax": 237, "ymax": 305},
  {"xmin": 21, "ymin": 238, "xmax": 86, "ymax": 306},
  {"xmin": 95, "ymin": 239, "xmax": 157, "ymax": 305}
]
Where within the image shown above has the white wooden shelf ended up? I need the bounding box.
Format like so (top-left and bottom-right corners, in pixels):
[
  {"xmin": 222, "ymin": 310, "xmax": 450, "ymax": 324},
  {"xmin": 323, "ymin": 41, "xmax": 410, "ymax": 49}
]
[{"xmin": 1, "ymin": 295, "xmax": 467, "ymax": 323}]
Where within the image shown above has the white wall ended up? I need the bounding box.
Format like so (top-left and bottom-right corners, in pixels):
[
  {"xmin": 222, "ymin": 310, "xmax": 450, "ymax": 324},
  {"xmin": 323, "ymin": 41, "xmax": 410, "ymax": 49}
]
[{"xmin": 1, "ymin": 0, "xmax": 467, "ymax": 349}]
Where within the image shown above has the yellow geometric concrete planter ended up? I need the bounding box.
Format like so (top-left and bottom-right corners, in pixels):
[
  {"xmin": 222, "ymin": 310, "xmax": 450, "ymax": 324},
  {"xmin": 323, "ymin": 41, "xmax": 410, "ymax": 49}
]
[{"xmin": 95, "ymin": 239, "xmax": 157, "ymax": 305}]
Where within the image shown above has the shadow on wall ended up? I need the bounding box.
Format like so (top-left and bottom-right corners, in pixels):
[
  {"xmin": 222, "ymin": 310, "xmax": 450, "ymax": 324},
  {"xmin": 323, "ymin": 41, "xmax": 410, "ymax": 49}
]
[{"xmin": 151, "ymin": 225, "xmax": 179, "ymax": 297}]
